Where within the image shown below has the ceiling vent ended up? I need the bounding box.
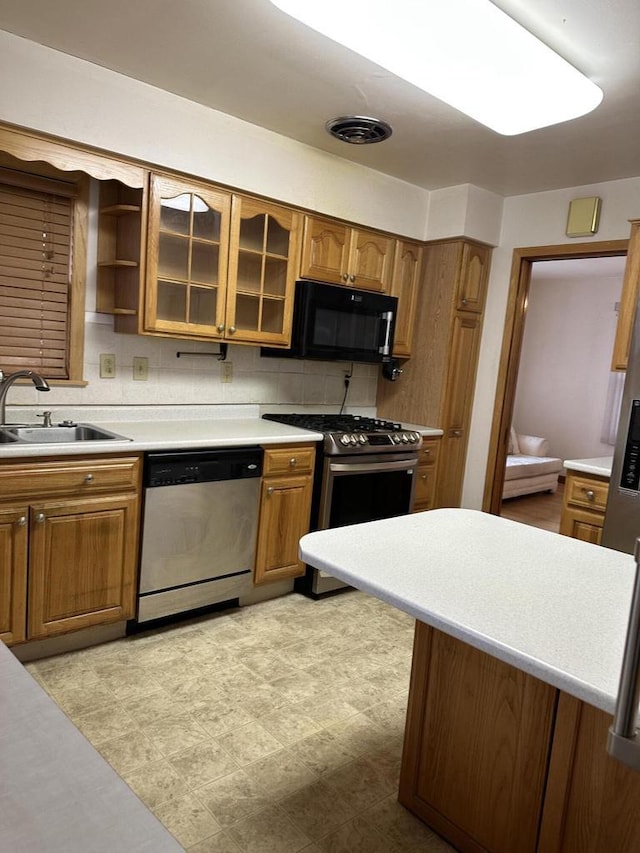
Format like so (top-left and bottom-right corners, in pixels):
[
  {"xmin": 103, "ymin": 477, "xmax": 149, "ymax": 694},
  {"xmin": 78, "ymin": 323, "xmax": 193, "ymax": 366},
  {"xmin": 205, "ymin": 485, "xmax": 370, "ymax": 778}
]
[{"xmin": 325, "ymin": 116, "xmax": 393, "ymax": 144}]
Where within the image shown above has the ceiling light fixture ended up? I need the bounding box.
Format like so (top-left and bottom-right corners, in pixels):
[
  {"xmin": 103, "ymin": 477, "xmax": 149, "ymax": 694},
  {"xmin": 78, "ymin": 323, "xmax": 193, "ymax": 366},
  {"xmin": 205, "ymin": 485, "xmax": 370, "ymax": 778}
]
[{"xmin": 269, "ymin": 0, "xmax": 603, "ymax": 136}]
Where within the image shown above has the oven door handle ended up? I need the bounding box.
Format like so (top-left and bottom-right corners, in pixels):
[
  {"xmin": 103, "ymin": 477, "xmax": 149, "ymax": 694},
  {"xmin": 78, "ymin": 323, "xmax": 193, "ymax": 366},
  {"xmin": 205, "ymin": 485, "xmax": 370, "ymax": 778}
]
[{"xmin": 328, "ymin": 458, "xmax": 417, "ymax": 475}]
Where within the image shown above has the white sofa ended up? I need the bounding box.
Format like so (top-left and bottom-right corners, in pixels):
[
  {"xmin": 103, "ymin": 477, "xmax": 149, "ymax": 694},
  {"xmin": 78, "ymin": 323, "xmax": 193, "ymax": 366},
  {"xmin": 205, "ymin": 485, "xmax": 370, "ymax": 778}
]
[{"xmin": 502, "ymin": 429, "xmax": 563, "ymax": 500}]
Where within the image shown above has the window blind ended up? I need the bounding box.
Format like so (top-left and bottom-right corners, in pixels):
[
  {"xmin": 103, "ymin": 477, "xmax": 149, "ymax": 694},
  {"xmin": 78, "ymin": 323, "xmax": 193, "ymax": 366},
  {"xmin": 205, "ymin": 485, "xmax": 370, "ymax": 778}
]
[{"xmin": 0, "ymin": 178, "xmax": 73, "ymax": 379}]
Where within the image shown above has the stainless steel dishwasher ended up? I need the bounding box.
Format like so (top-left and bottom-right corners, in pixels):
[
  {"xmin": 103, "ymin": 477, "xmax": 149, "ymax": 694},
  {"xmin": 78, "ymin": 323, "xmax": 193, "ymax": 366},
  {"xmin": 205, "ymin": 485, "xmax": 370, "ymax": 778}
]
[{"xmin": 136, "ymin": 447, "xmax": 263, "ymax": 624}]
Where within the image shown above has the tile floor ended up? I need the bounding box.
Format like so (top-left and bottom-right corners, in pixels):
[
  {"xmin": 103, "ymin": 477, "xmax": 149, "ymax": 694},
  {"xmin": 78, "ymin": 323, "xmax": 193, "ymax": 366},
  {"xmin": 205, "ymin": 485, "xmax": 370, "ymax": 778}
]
[{"xmin": 25, "ymin": 591, "xmax": 455, "ymax": 852}]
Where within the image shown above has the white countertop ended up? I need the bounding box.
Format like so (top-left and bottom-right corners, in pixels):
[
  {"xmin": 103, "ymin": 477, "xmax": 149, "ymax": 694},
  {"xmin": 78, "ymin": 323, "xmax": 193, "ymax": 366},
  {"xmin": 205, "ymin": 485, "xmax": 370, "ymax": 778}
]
[
  {"xmin": 0, "ymin": 418, "xmax": 324, "ymax": 458},
  {"xmin": 564, "ymin": 456, "xmax": 613, "ymax": 477},
  {"xmin": 0, "ymin": 643, "xmax": 182, "ymax": 852},
  {"xmin": 299, "ymin": 508, "xmax": 635, "ymax": 714},
  {"xmin": 0, "ymin": 413, "xmax": 441, "ymax": 458}
]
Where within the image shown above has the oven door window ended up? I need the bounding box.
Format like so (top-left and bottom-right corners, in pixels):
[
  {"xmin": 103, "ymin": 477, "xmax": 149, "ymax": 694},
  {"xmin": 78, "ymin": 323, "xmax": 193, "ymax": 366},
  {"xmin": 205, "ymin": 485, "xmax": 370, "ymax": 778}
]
[{"xmin": 328, "ymin": 468, "xmax": 414, "ymax": 528}]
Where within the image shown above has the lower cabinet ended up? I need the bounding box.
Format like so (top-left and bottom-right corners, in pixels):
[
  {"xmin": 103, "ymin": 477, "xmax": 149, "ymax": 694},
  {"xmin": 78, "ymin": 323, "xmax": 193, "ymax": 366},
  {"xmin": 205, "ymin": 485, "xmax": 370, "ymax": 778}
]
[
  {"xmin": 412, "ymin": 438, "xmax": 441, "ymax": 512},
  {"xmin": 0, "ymin": 455, "xmax": 142, "ymax": 645},
  {"xmin": 400, "ymin": 623, "xmax": 640, "ymax": 853},
  {"xmin": 254, "ymin": 444, "xmax": 315, "ymax": 584},
  {"xmin": 559, "ymin": 470, "xmax": 609, "ymax": 545}
]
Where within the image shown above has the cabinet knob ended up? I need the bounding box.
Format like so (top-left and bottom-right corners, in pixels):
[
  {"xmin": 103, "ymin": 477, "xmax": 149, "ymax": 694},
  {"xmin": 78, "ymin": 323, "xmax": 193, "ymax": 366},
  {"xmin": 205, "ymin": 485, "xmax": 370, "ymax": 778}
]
[
  {"xmin": 35, "ymin": 513, "xmax": 45, "ymax": 523},
  {"xmin": 217, "ymin": 324, "xmax": 225, "ymax": 333},
  {"xmin": 289, "ymin": 458, "xmax": 297, "ymax": 467},
  {"xmin": 228, "ymin": 326, "xmax": 236, "ymax": 334},
  {"xmin": 85, "ymin": 473, "xmax": 94, "ymax": 483},
  {"xmin": 17, "ymin": 515, "xmax": 27, "ymax": 527},
  {"xmin": 422, "ymin": 449, "xmax": 431, "ymax": 456},
  {"xmin": 585, "ymin": 489, "xmax": 595, "ymax": 501},
  {"xmin": 421, "ymin": 474, "xmax": 428, "ymax": 480},
  {"xmin": 267, "ymin": 486, "xmax": 274, "ymax": 495},
  {"xmin": 342, "ymin": 274, "xmax": 349, "ymax": 282},
  {"xmin": 461, "ymin": 297, "xmax": 468, "ymax": 306},
  {"xmin": 349, "ymin": 274, "xmax": 355, "ymax": 283},
  {"xmin": 452, "ymin": 430, "xmax": 462, "ymax": 438}
]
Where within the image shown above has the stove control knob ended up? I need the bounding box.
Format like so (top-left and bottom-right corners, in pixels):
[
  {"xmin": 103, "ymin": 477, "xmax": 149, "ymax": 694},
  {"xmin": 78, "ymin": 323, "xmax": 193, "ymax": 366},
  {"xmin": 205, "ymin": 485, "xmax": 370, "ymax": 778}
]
[
  {"xmin": 407, "ymin": 432, "xmax": 416, "ymax": 443},
  {"xmin": 349, "ymin": 434, "xmax": 358, "ymax": 445},
  {"xmin": 340, "ymin": 434, "xmax": 351, "ymax": 446},
  {"xmin": 358, "ymin": 434, "xmax": 367, "ymax": 444},
  {"xmin": 400, "ymin": 433, "xmax": 409, "ymax": 443},
  {"xmin": 392, "ymin": 434, "xmax": 402, "ymax": 444}
]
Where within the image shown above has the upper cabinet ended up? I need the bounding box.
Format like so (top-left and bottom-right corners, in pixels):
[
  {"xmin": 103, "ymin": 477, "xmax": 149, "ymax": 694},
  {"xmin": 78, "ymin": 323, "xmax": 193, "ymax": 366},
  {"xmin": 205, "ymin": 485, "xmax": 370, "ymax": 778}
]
[
  {"xmin": 226, "ymin": 195, "xmax": 301, "ymax": 346},
  {"xmin": 98, "ymin": 172, "xmax": 302, "ymax": 345},
  {"xmin": 300, "ymin": 215, "xmax": 395, "ymax": 292},
  {"xmin": 611, "ymin": 218, "xmax": 640, "ymax": 371},
  {"xmin": 145, "ymin": 173, "xmax": 231, "ymax": 339},
  {"xmin": 390, "ymin": 239, "xmax": 422, "ymax": 358}
]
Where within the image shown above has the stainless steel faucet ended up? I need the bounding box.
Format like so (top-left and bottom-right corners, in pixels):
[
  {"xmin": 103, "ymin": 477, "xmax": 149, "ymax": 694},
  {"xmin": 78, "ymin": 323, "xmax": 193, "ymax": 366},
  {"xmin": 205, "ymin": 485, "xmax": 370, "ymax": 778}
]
[{"xmin": 0, "ymin": 369, "xmax": 50, "ymax": 425}]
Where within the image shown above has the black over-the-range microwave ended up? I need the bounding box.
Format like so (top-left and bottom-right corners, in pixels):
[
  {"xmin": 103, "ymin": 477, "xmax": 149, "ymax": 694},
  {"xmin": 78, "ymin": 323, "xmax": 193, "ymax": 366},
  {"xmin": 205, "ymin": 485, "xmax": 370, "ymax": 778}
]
[{"xmin": 260, "ymin": 280, "xmax": 398, "ymax": 364}]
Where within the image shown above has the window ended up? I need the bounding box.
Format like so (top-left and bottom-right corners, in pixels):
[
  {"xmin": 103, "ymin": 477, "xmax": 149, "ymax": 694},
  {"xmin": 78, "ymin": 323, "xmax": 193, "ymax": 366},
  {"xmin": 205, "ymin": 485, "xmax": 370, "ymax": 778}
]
[{"xmin": 0, "ymin": 167, "xmax": 88, "ymax": 382}]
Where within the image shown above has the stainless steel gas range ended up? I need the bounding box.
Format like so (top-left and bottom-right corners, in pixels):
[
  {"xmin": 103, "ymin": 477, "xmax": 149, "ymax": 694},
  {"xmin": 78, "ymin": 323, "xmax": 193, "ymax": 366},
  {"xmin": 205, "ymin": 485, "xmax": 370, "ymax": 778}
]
[{"xmin": 262, "ymin": 413, "xmax": 422, "ymax": 596}]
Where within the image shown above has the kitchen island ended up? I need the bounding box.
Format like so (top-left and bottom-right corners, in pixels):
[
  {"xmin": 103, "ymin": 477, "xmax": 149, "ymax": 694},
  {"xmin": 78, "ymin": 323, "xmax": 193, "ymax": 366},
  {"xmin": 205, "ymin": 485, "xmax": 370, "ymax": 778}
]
[{"xmin": 300, "ymin": 509, "xmax": 640, "ymax": 852}]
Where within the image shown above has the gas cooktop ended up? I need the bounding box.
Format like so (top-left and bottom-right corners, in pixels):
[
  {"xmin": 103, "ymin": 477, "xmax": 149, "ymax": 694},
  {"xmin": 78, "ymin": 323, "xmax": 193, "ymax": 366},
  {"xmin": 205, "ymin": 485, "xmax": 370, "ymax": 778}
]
[{"xmin": 262, "ymin": 412, "xmax": 422, "ymax": 455}]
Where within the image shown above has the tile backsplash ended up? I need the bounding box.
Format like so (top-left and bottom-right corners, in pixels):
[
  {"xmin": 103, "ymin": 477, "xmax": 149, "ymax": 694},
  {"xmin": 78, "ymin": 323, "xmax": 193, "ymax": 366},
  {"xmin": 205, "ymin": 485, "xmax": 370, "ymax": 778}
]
[{"xmin": 3, "ymin": 316, "xmax": 380, "ymax": 415}]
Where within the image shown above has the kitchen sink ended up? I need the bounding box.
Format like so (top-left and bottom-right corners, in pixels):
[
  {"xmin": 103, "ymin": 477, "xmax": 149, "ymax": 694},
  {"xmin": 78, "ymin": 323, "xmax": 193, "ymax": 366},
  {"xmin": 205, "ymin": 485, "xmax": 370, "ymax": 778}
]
[{"xmin": 0, "ymin": 423, "xmax": 132, "ymax": 444}]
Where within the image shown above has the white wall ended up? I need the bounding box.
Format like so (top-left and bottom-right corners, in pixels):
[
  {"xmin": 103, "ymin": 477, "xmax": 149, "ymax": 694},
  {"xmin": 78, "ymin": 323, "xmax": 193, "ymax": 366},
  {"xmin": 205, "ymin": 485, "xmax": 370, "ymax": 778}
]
[
  {"xmin": 0, "ymin": 30, "xmax": 429, "ymax": 238},
  {"xmin": 512, "ymin": 269, "xmax": 622, "ymax": 463},
  {"xmin": 464, "ymin": 177, "xmax": 640, "ymax": 508},
  {"xmin": 0, "ymin": 29, "xmax": 424, "ymax": 416}
]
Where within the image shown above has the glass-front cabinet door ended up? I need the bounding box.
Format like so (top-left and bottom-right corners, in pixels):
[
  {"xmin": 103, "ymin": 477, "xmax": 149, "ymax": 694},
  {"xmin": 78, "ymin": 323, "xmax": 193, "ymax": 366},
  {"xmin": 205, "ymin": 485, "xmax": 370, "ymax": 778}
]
[
  {"xmin": 145, "ymin": 174, "xmax": 231, "ymax": 337},
  {"xmin": 226, "ymin": 196, "xmax": 301, "ymax": 345}
]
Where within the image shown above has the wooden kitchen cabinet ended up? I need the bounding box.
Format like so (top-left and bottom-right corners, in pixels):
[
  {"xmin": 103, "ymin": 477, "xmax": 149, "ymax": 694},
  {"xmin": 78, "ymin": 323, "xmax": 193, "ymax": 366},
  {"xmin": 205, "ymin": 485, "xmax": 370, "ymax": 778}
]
[
  {"xmin": 401, "ymin": 621, "xmax": 640, "ymax": 853},
  {"xmin": 538, "ymin": 695, "xmax": 640, "ymax": 852},
  {"xmin": 102, "ymin": 172, "xmax": 303, "ymax": 346},
  {"xmin": 390, "ymin": 239, "xmax": 422, "ymax": 358},
  {"xmin": 611, "ymin": 218, "xmax": 640, "ymax": 371},
  {"xmin": 96, "ymin": 177, "xmax": 148, "ymax": 334},
  {"xmin": 559, "ymin": 470, "xmax": 609, "ymax": 545},
  {"xmin": 0, "ymin": 505, "xmax": 28, "ymax": 645},
  {"xmin": 300, "ymin": 214, "xmax": 395, "ymax": 292},
  {"xmin": 377, "ymin": 239, "xmax": 492, "ymax": 507},
  {"xmin": 254, "ymin": 444, "xmax": 315, "ymax": 584},
  {"xmin": 412, "ymin": 438, "xmax": 441, "ymax": 512},
  {"xmin": 145, "ymin": 172, "xmax": 231, "ymax": 338},
  {"xmin": 225, "ymin": 194, "xmax": 301, "ymax": 345},
  {"xmin": 0, "ymin": 455, "xmax": 142, "ymax": 644},
  {"xmin": 401, "ymin": 622, "xmax": 556, "ymax": 853}
]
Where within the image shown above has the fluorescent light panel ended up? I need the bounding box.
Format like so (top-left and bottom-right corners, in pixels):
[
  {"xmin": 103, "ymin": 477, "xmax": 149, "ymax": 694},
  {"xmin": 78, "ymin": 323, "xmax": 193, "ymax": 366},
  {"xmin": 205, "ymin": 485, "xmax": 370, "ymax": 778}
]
[{"xmin": 269, "ymin": 0, "xmax": 603, "ymax": 135}]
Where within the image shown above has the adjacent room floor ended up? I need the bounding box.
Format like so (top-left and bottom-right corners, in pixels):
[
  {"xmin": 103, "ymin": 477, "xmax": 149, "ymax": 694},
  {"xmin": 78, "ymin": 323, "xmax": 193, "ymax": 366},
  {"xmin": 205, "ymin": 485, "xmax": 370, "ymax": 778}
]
[
  {"xmin": 25, "ymin": 591, "xmax": 454, "ymax": 852},
  {"xmin": 500, "ymin": 481, "xmax": 564, "ymax": 534}
]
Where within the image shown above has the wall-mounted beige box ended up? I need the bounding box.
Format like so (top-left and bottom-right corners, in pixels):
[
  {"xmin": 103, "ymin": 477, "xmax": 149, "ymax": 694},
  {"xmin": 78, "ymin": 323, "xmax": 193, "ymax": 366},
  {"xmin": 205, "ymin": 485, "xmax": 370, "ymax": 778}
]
[{"xmin": 566, "ymin": 196, "xmax": 601, "ymax": 237}]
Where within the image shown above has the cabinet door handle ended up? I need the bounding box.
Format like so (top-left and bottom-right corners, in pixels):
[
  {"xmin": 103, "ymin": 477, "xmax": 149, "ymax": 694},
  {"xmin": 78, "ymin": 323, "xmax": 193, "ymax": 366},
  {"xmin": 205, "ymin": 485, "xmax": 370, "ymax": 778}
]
[
  {"xmin": 421, "ymin": 474, "xmax": 428, "ymax": 480},
  {"xmin": 85, "ymin": 473, "xmax": 94, "ymax": 483},
  {"xmin": 267, "ymin": 486, "xmax": 274, "ymax": 495},
  {"xmin": 349, "ymin": 274, "xmax": 356, "ymax": 283},
  {"xmin": 35, "ymin": 513, "xmax": 46, "ymax": 523},
  {"xmin": 342, "ymin": 273, "xmax": 349, "ymax": 282},
  {"xmin": 17, "ymin": 515, "xmax": 27, "ymax": 527},
  {"xmin": 461, "ymin": 297, "xmax": 468, "ymax": 306},
  {"xmin": 228, "ymin": 326, "xmax": 236, "ymax": 334},
  {"xmin": 217, "ymin": 324, "xmax": 225, "ymax": 333},
  {"xmin": 289, "ymin": 458, "xmax": 297, "ymax": 467},
  {"xmin": 423, "ymin": 449, "xmax": 431, "ymax": 456},
  {"xmin": 451, "ymin": 430, "xmax": 463, "ymax": 437},
  {"xmin": 585, "ymin": 489, "xmax": 595, "ymax": 501}
]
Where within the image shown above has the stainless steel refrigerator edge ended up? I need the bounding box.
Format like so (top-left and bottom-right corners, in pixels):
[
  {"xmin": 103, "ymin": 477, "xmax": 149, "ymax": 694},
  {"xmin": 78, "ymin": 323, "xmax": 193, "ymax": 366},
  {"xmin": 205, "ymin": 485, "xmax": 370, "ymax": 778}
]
[{"xmin": 602, "ymin": 301, "xmax": 640, "ymax": 553}]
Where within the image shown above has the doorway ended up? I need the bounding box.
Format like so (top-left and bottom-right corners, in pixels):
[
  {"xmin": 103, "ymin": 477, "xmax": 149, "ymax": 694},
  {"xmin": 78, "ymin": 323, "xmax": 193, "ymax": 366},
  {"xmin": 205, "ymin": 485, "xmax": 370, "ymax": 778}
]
[{"xmin": 482, "ymin": 239, "xmax": 628, "ymax": 519}]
